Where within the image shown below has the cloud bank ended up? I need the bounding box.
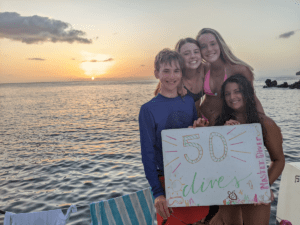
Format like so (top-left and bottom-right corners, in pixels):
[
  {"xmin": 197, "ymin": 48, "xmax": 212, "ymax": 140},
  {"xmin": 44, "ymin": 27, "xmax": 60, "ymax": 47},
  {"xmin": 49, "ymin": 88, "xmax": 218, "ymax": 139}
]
[
  {"xmin": 278, "ymin": 30, "xmax": 298, "ymax": 38},
  {"xmin": 0, "ymin": 12, "xmax": 92, "ymax": 44}
]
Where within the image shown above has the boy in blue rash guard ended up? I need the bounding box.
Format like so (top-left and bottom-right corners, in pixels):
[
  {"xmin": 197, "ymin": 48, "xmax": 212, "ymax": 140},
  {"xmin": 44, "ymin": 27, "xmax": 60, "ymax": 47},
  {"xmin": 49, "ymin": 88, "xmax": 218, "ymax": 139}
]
[{"xmin": 139, "ymin": 49, "xmax": 209, "ymax": 225}]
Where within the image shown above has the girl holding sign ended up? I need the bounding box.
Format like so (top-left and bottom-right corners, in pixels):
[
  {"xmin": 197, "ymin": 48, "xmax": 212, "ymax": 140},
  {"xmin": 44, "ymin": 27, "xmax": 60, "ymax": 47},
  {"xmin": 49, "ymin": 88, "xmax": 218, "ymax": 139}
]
[
  {"xmin": 210, "ymin": 74, "xmax": 285, "ymax": 225},
  {"xmin": 196, "ymin": 28, "xmax": 265, "ymax": 125}
]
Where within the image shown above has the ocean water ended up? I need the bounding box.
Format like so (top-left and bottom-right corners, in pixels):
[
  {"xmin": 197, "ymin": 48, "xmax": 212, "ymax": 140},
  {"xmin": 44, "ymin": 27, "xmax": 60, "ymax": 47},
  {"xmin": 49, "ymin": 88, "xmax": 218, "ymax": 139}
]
[{"xmin": 0, "ymin": 76, "xmax": 299, "ymax": 224}]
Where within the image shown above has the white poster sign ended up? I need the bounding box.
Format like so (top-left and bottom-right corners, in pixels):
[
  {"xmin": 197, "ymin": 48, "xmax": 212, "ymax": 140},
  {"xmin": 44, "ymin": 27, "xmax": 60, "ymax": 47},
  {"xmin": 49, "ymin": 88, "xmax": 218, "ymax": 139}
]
[{"xmin": 161, "ymin": 123, "xmax": 271, "ymax": 207}]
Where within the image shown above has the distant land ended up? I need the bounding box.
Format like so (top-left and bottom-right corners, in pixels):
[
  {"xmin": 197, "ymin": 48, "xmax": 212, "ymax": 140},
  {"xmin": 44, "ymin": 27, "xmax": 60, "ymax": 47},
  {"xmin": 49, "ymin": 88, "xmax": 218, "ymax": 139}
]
[{"xmin": 296, "ymin": 71, "xmax": 300, "ymax": 75}]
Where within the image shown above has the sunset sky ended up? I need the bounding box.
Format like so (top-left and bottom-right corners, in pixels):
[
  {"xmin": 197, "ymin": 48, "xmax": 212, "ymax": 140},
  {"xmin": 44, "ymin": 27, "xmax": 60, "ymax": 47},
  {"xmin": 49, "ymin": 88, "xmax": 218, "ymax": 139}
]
[{"xmin": 0, "ymin": 0, "xmax": 299, "ymax": 83}]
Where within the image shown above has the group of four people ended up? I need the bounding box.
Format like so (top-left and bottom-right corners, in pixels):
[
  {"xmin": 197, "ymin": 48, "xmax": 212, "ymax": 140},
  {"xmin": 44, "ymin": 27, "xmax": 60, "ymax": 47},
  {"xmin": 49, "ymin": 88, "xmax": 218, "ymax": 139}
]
[{"xmin": 139, "ymin": 28, "xmax": 285, "ymax": 225}]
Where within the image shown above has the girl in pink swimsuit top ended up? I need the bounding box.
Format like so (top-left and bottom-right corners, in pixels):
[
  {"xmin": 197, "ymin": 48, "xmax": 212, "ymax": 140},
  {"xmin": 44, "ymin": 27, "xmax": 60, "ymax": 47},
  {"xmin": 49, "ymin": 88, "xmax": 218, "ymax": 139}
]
[{"xmin": 203, "ymin": 69, "xmax": 228, "ymax": 96}]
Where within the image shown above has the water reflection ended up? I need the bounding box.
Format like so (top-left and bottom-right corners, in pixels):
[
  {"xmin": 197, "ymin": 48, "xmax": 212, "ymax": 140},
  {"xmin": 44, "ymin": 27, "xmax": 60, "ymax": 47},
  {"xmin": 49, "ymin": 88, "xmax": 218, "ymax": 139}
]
[{"xmin": 0, "ymin": 78, "xmax": 299, "ymax": 224}]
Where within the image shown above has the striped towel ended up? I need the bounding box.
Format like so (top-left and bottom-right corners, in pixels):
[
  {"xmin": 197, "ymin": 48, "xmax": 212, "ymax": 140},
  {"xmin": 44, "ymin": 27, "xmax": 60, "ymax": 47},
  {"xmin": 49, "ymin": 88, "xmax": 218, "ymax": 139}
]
[{"xmin": 90, "ymin": 188, "xmax": 156, "ymax": 225}]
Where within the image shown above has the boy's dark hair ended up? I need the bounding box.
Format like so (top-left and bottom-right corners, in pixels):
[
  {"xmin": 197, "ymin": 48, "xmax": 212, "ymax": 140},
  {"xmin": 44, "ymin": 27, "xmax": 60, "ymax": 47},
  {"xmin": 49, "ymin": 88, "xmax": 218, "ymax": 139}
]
[
  {"xmin": 215, "ymin": 74, "xmax": 261, "ymax": 125},
  {"xmin": 154, "ymin": 48, "xmax": 184, "ymax": 72}
]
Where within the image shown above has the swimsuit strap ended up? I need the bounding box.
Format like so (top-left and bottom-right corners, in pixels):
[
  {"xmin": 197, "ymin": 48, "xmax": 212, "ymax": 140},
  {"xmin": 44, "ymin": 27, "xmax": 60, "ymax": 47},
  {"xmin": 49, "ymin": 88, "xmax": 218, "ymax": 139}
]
[
  {"xmin": 184, "ymin": 85, "xmax": 203, "ymax": 102},
  {"xmin": 204, "ymin": 69, "xmax": 228, "ymax": 96},
  {"xmin": 203, "ymin": 70, "xmax": 214, "ymax": 96},
  {"xmin": 224, "ymin": 68, "xmax": 228, "ymax": 81}
]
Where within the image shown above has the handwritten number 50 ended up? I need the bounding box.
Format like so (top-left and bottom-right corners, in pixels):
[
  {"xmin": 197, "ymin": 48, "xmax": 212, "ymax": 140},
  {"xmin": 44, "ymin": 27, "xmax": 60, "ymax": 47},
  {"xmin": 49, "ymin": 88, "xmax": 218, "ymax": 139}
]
[{"xmin": 183, "ymin": 133, "xmax": 227, "ymax": 164}]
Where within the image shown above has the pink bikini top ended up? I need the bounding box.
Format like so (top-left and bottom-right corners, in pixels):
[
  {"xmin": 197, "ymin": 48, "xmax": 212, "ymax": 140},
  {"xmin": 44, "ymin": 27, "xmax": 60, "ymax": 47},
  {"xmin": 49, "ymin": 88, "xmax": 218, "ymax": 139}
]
[{"xmin": 204, "ymin": 69, "xmax": 228, "ymax": 96}]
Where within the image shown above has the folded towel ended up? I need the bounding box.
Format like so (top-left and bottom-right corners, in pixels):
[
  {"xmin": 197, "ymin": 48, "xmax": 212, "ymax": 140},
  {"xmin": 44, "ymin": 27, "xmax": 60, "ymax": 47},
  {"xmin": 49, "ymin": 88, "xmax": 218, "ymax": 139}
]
[
  {"xmin": 4, "ymin": 205, "xmax": 77, "ymax": 225},
  {"xmin": 90, "ymin": 188, "xmax": 155, "ymax": 225}
]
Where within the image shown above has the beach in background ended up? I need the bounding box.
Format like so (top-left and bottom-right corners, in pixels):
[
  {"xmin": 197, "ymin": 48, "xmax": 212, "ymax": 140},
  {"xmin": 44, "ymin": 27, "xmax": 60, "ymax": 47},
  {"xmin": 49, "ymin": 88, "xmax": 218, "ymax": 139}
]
[{"xmin": 0, "ymin": 76, "xmax": 299, "ymax": 224}]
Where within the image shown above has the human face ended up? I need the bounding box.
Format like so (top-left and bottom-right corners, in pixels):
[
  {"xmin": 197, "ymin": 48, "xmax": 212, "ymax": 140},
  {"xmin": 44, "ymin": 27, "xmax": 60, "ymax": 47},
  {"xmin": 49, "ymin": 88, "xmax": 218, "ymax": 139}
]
[
  {"xmin": 224, "ymin": 82, "xmax": 245, "ymax": 111},
  {"xmin": 198, "ymin": 33, "xmax": 221, "ymax": 63},
  {"xmin": 155, "ymin": 61, "xmax": 182, "ymax": 96},
  {"xmin": 179, "ymin": 42, "xmax": 202, "ymax": 70}
]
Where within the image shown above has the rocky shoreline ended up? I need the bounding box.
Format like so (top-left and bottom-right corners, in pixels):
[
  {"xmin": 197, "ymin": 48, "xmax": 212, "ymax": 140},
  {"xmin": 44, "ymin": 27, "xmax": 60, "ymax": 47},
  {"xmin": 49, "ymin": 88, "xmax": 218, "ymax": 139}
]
[{"xmin": 263, "ymin": 79, "xmax": 300, "ymax": 89}]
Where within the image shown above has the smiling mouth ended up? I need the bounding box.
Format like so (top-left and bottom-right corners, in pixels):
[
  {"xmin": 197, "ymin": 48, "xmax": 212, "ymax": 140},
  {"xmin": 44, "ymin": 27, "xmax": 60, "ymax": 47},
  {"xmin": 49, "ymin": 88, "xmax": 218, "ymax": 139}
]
[{"xmin": 166, "ymin": 80, "xmax": 178, "ymax": 84}]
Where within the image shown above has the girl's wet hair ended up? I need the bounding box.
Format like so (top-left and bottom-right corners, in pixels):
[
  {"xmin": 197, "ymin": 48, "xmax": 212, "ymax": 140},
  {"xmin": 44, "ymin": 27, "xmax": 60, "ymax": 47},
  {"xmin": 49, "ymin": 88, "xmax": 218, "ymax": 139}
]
[{"xmin": 215, "ymin": 74, "xmax": 260, "ymax": 125}]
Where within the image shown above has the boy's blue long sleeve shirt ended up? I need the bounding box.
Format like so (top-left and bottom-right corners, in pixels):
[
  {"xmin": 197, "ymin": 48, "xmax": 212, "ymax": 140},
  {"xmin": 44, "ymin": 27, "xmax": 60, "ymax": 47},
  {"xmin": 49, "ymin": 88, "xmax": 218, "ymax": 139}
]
[{"xmin": 139, "ymin": 94, "xmax": 197, "ymax": 198}]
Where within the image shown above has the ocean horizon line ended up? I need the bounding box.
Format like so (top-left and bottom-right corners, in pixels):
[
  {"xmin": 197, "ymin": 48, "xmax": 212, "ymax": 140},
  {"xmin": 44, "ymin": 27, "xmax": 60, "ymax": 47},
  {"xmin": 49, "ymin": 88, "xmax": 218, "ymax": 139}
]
[{"xmin": 1, "ymin": 74, "xmax": 299, "ymax": 86}]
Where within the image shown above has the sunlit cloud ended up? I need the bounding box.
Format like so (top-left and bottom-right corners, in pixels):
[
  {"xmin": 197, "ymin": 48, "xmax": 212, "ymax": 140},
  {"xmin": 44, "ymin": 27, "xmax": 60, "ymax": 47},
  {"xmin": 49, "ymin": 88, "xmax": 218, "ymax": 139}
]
[
  {"xmin": 278, "ymin": 30, "xmax": 299, "ymax": 38},
  {"xmin": 82, "ymin": 58, "xmax": 114, "ymax": 63},
  {"xmin": 27, "ymin": 58, "xmax": 46, "ymax": 61},
  {"xmin": 0, "ymin": 12, "xmax": 92, "ymax": 44},
  {"xmin": 103, "ymin": 58, "xmax": 113, "ymax": 62},
  {"xmin": 80, "ymin": 51, "xmax": 115, "ymax": 76}
]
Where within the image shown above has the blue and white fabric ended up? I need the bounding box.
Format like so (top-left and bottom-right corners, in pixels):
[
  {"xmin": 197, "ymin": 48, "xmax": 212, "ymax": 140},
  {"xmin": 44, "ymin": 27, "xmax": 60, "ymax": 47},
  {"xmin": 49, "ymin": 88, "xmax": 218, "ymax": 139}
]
[
  {"xmin": 90, "ymin": 188, "xmax": 155, "ymax": 225},
  {"xmin": 3, "ymin": 205, "xmax": 77, "ymax": 225}
]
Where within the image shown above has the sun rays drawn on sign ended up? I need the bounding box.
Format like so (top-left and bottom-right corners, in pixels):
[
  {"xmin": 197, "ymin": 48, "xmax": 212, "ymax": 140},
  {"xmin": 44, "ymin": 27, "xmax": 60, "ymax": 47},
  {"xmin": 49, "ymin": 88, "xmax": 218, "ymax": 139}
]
[
  {"xmin": 231, "ymin": 150, "xmax": 251, "ymax": 154},
  {"xmin": 166, "ymin": 135, "xmax": 177, "ymax": 140},
  {"xmin": 163, "ymin": 140, "xmax": 177, "ymax": 146},
  {"xmin": 227, "ymin": 129, "xmax": 248, "ymax": 162},
  {"xmin": 172, "ymin": 163, "xmax": 181, "ymax": 173},
  {"xmin": 164, "ymin": 157, "xmax": 179, "ymax": 167},
  {"xmin": 231, "ymin": 142, "xmax": 243, "ymax": 145},
  {"xmin": 228, "ymin": 131, "xmax": 246, "ymax": 141},
  {"xmin": 227, "ymin": 127, "xmax": 236, "ymax": 135},
  {"xmin": 231, "ymin": 156, "xmax": 246, "ymax": 162}
]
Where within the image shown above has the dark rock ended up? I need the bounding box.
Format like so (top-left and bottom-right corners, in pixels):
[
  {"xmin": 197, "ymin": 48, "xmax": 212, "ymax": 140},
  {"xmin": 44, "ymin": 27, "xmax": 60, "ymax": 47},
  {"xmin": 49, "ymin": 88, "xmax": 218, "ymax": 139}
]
[
  {"xmin": 289, "ymin": 80, "xmax": 300, "ymax": 89},
  {"xmin": 271, "ymin": 80, "xmax": 277, "ymax": 87},
  {"xmin": 277, "ymin": 82, "xmax": 289, "ymax": 88},
  {"xmin": 296, "ymin": 71, "xmax": 300, "ymax": 75},
  {"xmin": 265, "ymin": 79, "xmax": 271, "ymax": 87},
  {"xmin": 264, "ymin": 79, "xmax": 300, "ymax": 89},
  {"xmin": 265, "ymin": 79, "xmax": 277, "ymax": 87}
]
